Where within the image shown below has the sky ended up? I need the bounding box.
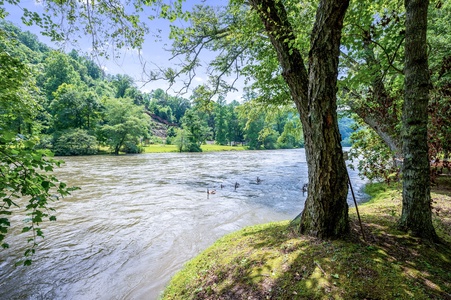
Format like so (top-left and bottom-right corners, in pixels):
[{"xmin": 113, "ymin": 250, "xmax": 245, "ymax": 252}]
[{"xmin": 4, "ymin": 0, "xmax": 247, "ymax": 102}]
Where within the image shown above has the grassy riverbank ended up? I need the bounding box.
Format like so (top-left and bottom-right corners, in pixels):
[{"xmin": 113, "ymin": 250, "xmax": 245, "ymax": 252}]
[
  {"xmin": 162, "ymin": 178, "xmax": 451, "ymax": 299},
  {"xmin": 143, "ymin": 144, "xmax": 246, "ymax": 153}
]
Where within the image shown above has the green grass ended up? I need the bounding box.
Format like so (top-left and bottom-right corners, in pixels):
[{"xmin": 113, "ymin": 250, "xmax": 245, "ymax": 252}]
[
  {"xmin": 143, "ymin": 144, "xmax": 246, "ymax": 153},
  {"xmin": 201, "ymin": 144, "xmax": 246, "ymax": 152},
  {"xmin": 143, "ymin": 144, "xmax": 179, "ymax": 153},
  {"xmin": 162, "ymin": 179, "xmax": 451, "ymax": 300}
]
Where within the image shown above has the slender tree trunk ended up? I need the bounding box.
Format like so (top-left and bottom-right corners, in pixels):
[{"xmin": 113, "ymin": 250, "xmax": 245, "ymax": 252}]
[
  {"xmin": 250, "ymin": 0, "xmax": 349, "ymax": 238},
  {"xmin": 399, "ymin": 0, "xmax": 438, "ymax": 241}
]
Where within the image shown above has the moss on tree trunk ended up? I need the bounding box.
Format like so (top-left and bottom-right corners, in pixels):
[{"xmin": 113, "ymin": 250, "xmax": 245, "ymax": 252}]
[{"xmin": 399, "ymin": 0, "xmax": 438, "ymax": 241}]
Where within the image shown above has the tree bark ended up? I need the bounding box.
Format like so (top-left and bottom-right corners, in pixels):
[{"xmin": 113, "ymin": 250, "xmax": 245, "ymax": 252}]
[
  {"xmin": 399, "ymin": 0, "xmax": 438, "ymax": 241},
  {"xmin": 249, "ymin": 0, "xmax": 349, "ymax": 238}
]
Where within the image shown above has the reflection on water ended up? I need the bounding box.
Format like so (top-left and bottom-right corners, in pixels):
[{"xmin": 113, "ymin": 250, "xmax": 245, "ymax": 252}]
[{"xmin": 0, "ymin": 149, "xmax": 367, "ymax": 300}]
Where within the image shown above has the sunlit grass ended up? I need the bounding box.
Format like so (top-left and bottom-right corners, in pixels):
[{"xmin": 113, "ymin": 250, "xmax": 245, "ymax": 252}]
[
  {"xmin": 162, "ymin": 179, "xmax": 451, "ymax": 299},
  {"xmin": 143, "ymin": 144, "xmax": 179, "ymax": 153},
  {"xmin": 143, "ymin": 144, "xmax": 246, "ymax": 153},
  {"xmin": 201, "ymin": 144, "xmax": 246, "ymax": 152}
]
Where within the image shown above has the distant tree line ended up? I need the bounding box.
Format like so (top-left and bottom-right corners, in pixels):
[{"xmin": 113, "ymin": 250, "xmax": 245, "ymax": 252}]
[{"xmin": 0, "ymin": 21, "xmax": 356, "ymax": 155}]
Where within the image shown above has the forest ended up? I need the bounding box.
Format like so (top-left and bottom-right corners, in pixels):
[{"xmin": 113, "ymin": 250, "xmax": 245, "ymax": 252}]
[{"xmin": 0, "ymin": 21, "xmax": 354, "ymax": 157}]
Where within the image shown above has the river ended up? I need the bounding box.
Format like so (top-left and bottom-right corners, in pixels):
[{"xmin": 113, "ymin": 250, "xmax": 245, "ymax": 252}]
[{"xmin": 0, "ymin": 149, "xmax": 367, "ymax": 300}]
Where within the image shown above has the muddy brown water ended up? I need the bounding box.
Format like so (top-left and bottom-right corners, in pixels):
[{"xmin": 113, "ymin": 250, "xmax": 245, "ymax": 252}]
[{"xmin": 0, "ymin": 149, "xmax": 367, "ymax": 300}]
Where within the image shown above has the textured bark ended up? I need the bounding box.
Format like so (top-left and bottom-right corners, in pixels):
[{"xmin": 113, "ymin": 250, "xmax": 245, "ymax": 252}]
[
  {"xmin": 249, "ymin": 0, "xmax": 349, "ymax": 238},
  {"xmin": 399, "ymin": 0, "xmax": 438, "ymax": 240}
]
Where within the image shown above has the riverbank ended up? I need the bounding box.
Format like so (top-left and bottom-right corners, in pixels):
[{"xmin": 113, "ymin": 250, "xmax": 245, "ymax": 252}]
[
  {"xmin": 162, "ymin": 178, "xmax": 451, "ymax": 299},
  {"xmin": 92, "ymin": 144, "xmax": 247, "ymax": 155},
  {"xmin": 143, "ymin": 144, "xmax": 246, "ymax": 153}
]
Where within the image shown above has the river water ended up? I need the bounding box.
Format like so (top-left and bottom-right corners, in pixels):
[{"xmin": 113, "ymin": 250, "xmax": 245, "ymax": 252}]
[{"xmin": 0, "ymin": 149, "xmax": 367, "ymax": 300}]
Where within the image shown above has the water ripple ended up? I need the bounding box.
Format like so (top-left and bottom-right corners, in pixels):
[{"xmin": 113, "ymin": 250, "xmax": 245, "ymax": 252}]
[{"xmin": 0, "ymin": 149, "xmax": 367, "ymax": 300}]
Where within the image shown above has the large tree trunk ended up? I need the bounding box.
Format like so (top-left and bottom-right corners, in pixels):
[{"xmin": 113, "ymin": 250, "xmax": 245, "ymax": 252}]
[
  {"xmin": 399, "ymin": 0, "xmax": 438, "ymax": 241},
  {"xmin": 250, "ymin": 0, "xmax": 349, "ymax": 238}
]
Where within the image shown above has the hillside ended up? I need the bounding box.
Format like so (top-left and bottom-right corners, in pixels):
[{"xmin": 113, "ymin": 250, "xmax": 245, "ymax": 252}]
[{"xmin": 149, "ymin": 118, "xmax": 171, "ymax": 140}]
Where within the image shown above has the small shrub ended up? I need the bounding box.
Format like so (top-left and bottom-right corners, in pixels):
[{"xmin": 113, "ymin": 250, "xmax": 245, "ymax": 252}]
[
  {"xmin": 122, "ymin": 141, "xmax": 143, "ymax": 154},
  {"xmin": 53, "ymin": 129, "xmax": 98, "ymax": 156}
]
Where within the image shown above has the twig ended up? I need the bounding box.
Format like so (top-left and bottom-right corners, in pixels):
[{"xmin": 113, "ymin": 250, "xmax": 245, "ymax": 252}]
[
  {"xmin": 314, "ymin": 261, "xmax": 327, "ymax": 277},
  {"xmin": 347, "ymin": 170, "xmax": 366, "ymax": 241}
]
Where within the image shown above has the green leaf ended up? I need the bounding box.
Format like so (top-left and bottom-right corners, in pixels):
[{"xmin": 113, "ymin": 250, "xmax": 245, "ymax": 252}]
[
  {"xmin": 22, "ymin": 226, "xmax": 32, "ymax": 233},
  {"xmin": 41, "ymin": 181, "xmax": 50, "ymax": 190}
]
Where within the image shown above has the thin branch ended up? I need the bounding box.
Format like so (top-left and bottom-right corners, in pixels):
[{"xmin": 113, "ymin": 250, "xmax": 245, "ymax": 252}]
[
  {"xmin": 371, "ymin": 39, "xmax": 404, "ymax": 75},
  {"xmin": 210, "ymin": 46, "xmax": 247, "ymax": 97}
]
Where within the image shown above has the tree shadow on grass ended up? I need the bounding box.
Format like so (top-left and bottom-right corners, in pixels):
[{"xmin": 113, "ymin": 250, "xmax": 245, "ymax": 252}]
[{"xmin": 188, "ymin": 217, "xmax": 451, "ymax": 300}]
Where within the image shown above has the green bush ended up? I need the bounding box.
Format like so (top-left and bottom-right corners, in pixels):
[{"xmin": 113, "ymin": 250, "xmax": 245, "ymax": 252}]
[
  {"xmin": 53, "ymin": 129, "xmax": 98, "ymax": 155},
  {"xmin": 348, "ymin": 126, "xmax": 400, "ymax": 184},
  {"xmin": 122, "ymin": 140, "xmax": 143, "ymax": 153}
]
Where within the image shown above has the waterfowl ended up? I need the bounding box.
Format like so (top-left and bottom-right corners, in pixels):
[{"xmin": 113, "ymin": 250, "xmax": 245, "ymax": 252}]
[{"xmin": 207, "ymin": 188, "xmax": 216, "ymax": 194}]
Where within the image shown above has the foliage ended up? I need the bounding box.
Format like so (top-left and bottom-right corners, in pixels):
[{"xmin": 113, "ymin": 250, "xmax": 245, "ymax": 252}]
[
  {"xmin": 225, "ymin": 100, "xmax": 244, "ymax": 146},
  {"xmin": 0, "ymin": 133, "xmax": 76, "ymax": 265},
  {"xmin": 49, "ymin": 83, "xmax": 101, "ymax": 131},
  {"xmin": 0, "ymin": 36, "xmax": 40, "ymax": 134},
  {"xmin": 173, "ymin": 128, "xmax": 190, "ymax": 152},
  {"xmin": 277, "ymin": 117, "xmax": 304, "ymax": 149},
  {"xmin": 428, "ymin": 2, "xmax": 451, "ymax": 160},
  {"xmin": 213, "ymin": 98, "xmax": 228, "ymax": 145},
  {"xmin": 178, "ymin": 109, "xmax": 210, "ymax": 152},
  {"xmin": 0, "ymin": 23, "xmax": 357, "ymax": 156},
  {"xmin": 0, "ymin": 30, "xmax": 75, "ymax": 264},
  {"xmin": 338, "ymin": 117, "xmax": 356, "ymax": 147},
  {"xmin": 111, "ymin": 74, "xmax": 134, "ymax": 98},
  {"xmin": 41, "ymin": 51, "xmax": 81, "ymax": 99},
  {"xmin": 146, "ymin": 88, "xmax": 191, "ymax": 124},
  {"xmin": 429, "ymin": 92, "xmax": 451, "ymax": 159},
  {"xmin": 1, "ymin": 0, "xmax": 150, "ymax": 58},
  {"xmin": 122, "ymin": 140, "xmax": 144, "ymax": 154},
  {"xmin": 98, "ymin": 97, "xmax": 150, "ymax": 155},
  {"xmin": 53, "ymin": 129, "xmax": 98, "ymax": 156},
  {"xmin": 259, "ymin": 127, "xmax": 279, "ymax": 150},
  {"xmin": 348, "ymin": 126, "xmax": 400, "ymax": 184},
  {"xmin": 237, "ymin": 100, "xmax": 304, "ymax": 150}
]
